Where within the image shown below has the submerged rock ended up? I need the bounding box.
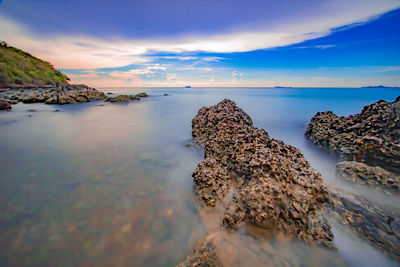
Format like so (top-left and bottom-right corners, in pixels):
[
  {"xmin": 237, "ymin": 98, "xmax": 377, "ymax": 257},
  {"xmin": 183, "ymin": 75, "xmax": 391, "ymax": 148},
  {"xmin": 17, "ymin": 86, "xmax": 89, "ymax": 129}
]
[
  {"xmin": 106, "ymin": 94, "xmax": 130, "ymax": 102},
  {"xmin": 305, "ymin": 96, "xmax": 400, "ymax": 189},
  {"xmin": 136, "ymin": 92, "xmax": 148, "ymax": 97},
  {"xmin": 190, "ymin": 99, "xmax": 334, "ymax": 248},
  {"xmin": 106, "ymin": 92, "xmax": 148, "ymax": 103}
]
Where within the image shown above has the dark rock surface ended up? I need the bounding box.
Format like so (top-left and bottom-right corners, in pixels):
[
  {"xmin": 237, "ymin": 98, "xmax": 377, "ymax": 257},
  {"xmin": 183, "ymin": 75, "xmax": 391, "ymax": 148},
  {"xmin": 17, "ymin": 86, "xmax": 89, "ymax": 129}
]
[
  {"xmin": 329, "ymin": 186, "xmax": 400, "ymax": 261},
  {"xmin": 305, "ymin": 96, "xmax": 400, "ymax": 189},
  {"xmin": 0, "ymin": 99, "xmax": 12, "ymax": 110},
  {"xmin": 190, "ymin": 99, "xmax": 334, "ymax": 248}
]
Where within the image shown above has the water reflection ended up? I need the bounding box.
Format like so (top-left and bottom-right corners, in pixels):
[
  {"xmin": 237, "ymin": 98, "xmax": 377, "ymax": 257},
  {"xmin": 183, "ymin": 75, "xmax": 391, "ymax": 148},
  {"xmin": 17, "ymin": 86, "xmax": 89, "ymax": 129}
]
[{"xmin": 0, "ymin": 87, "xmax": 399, "ymax": 266}]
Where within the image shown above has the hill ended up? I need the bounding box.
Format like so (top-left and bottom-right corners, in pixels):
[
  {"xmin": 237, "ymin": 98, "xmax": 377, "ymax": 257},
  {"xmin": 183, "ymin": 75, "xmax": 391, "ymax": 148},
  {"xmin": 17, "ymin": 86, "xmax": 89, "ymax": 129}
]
[{"xmin": 0, "ymin": 41, "xmax": 70, "ymax": 88}]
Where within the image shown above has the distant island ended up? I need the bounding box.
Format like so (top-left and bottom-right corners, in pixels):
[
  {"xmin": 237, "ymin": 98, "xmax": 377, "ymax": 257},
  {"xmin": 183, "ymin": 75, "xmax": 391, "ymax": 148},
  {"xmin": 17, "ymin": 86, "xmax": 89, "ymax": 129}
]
[
  {"xmin": 185, "ymin": 86, "xmax": 191, "ymax": 88},
  {"xmin": 361, "ymin": 85, "xmax": 399, "ymax": 88},
  {"xmin": 275, "ymin": 86, "xmax": 292, "ymax": 88}
]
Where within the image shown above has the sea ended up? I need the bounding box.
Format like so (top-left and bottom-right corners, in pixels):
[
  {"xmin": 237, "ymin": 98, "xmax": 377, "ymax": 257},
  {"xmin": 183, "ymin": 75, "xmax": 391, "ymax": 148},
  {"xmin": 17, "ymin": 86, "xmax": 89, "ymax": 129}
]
[{"xmin": 0, "ymin": 87, "xmax": 399, "ymax": 266}]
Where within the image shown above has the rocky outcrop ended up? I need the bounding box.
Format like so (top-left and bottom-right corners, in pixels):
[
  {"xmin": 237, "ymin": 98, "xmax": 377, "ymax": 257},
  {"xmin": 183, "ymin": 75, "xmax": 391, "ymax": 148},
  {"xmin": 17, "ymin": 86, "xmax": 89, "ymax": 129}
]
[
  {"xmin": 178, "ymin": 236, "xmax": 219, "ymax": 267},
  {"xmin": 0, "ymin": 84, "xmax": 106, "ymax": 106},
  {"xmin": 106, "ymin": 94, "xmax": 130, "ymax": 103},
  {"xmin": 336, "ymin": 161, "xmax": 399, "ymax": 191},
  {"xmin": 105, "ymin": 93, "xmax": 146, "ymax": 103},
  {"xmin": 329, "ymin": 187, "xmax": 400, "ymax": 261},
  {"xmin": 0, "ymin": 99, "xmax": 12, "ymax": 110},
  {"xmin": 190, "ymin": 99, "xmax": 334, "ymax": 248},
  {"xmin": 305, "ymin": 97, "xmax": 400, "ymax": 190}
]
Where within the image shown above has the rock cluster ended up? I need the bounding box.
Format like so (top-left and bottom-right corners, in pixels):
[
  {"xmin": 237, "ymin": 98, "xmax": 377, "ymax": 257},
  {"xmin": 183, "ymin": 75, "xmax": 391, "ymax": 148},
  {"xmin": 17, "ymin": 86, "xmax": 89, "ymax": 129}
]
[
  {"xmin": 191, "ymin": 99, "xmax": 334, "ymax": 248},
  {"xmin": 105, "ymin": 93, "xmax": 147, "ymax": 103},
  {"xmin": 305, "ymin": 97, "xmax": 400, "ymax": 190},
  {"xmin": 0, "ymin": 84, "xmax": 106, "ymax": 106},
  {"xmin": 0, "ymin": 85, "xmax": 149, "ymax": 109}
]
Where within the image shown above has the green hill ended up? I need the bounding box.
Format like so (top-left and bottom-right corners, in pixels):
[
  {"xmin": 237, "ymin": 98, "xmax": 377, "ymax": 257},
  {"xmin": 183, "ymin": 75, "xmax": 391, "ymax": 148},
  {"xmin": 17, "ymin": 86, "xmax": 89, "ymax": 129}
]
[{"xmin": 0, "ymin": 41, "xmax": 70, "ymax": 88}]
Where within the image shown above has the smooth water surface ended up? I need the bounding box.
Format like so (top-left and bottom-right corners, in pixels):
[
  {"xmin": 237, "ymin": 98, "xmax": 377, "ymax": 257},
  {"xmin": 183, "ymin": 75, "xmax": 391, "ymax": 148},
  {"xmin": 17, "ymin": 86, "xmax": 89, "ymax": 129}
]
[{"xmin": 0, "ymin": 87, "xmax": 399, "ymax": 266}]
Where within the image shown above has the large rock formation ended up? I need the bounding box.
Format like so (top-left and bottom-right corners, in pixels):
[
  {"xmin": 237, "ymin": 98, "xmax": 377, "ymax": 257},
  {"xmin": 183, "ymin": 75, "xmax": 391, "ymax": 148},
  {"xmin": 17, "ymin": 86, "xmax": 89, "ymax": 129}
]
[
  {"xmin": 305, "ymin": 97, "xmax": 400, "ymax": 189},
  {"xmin": 190, "ymin": 99, "xmax": 334, "ymax": 248}
]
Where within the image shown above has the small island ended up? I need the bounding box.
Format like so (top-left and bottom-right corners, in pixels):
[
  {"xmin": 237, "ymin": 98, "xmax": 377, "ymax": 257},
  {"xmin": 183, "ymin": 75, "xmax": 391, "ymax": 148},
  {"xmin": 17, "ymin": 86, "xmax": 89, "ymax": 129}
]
[{"xmin": 361, "ymin": 85, "xmax": 399, "ymax": 88}]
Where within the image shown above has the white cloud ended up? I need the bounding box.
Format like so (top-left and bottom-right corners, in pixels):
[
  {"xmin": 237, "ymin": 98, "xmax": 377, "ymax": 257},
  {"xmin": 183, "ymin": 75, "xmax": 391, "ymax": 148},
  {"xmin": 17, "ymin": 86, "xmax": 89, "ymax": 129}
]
[
  {"xmin": 232, "ymin": 70, "xmax": 245, "ymax": 81},
  {"xmin": 0, "ymin": 0, "xmax": 399, "ymax": 70}
]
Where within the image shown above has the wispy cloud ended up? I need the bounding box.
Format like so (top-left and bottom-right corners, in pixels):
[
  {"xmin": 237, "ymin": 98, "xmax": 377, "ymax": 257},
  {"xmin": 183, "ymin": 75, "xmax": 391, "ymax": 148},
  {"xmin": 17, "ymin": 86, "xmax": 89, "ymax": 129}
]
[
  {"xmin": 0, "ymin": 0, "xmax": 399, "ymax": 71},
  {"xmin": 232, "ymin": 70, "xmax": 245, "ymax": 82},
  {"xmin": 375, "ymin": 66, "xmax": 400, "ymax": 72}
]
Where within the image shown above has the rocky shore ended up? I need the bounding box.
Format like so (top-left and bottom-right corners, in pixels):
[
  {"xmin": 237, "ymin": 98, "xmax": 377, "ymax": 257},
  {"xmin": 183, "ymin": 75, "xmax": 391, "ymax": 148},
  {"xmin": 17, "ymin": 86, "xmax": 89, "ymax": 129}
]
[
  {"xmin": 180, "ymin": 99, "xmax": 335, "ymax": 266},
  {"xmin": 305, "ymin": 96, "xmax": 400, "ymax": 261},
  {"xmin": 0, "ymin": 85, "xmax": 149, "ymax": 111},
  {"xmin": 305, "ymin": 97, "xmax": 400, "ymax": 191}
]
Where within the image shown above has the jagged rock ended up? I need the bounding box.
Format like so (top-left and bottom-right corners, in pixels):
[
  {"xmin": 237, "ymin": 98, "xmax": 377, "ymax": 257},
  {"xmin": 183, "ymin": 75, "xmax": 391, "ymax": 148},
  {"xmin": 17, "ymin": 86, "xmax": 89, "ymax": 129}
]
[
  {"xmin": 178, "ymin": 236, "xmax": 219, "ymax": 267},
  {"xmin": 329, "ymin": 187, "xmax": 400, "ymax": 261},
  {"xmin": 336, "ymin": 161, "xmax": 400, "ymax": 191},
  {"xmin": 305, "ymin": 97, "xmax": 400, "ymax": 175},
  {"xmin": 191, "ymin": 99, "xmax": 334, "ymax": 248},
  {"xmin": 0, "ymin": 99, "xmax": 12, "ymax": 110}
]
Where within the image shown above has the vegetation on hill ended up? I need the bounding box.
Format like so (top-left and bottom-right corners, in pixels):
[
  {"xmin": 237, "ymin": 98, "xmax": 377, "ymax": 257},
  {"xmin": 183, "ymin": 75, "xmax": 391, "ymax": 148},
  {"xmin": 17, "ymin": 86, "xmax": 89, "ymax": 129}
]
[{"xmin": 0, "ymin": 41, "xmax": 70, "ymax": 88}]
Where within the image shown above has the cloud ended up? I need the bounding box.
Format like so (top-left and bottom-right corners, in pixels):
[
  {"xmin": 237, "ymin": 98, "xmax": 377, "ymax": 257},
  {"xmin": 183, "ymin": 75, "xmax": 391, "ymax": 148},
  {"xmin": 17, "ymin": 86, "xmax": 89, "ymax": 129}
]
[
  {"xmin": 232, "ymin": 70, "xmax": 245, "ymax": 81},
  {"xmin": 375, "ymin": 66, "xmax": 400, "ymax": 72},
  {"xmin": 0, "ymin": 1, "xmax": 399, "ymax": 70}
]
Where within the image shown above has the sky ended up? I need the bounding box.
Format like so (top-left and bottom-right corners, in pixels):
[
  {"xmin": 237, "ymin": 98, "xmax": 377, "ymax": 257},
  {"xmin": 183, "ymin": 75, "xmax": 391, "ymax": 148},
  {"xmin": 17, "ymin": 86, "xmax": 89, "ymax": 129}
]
[{"xmin": 0, "ymin": 0, "xmax": 400, "ymax": 87}]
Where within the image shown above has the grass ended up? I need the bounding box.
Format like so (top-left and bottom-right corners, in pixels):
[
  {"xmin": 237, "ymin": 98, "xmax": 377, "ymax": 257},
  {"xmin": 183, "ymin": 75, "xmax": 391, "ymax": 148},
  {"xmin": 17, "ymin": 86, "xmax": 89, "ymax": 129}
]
[{"xmin": 0, "ymin": 41, "xmax": 70, "ymax": 87}]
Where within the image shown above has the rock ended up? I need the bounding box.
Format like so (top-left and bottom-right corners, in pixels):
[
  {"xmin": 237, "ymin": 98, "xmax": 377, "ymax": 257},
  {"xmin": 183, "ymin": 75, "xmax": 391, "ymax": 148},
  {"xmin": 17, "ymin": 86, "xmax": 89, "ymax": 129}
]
[
  {"xmin": 106, "ymin": 95, "xmax": 130, "ymax": 102},
  {"xmin": 0, "ymin": 99, "xmax": 12, "ymax": 110},
  {"xmin": 0, "ymin": 85, "xmax": 106, "ymax": 108},
  {"xmin": 305, "ymin": 97, "xmax": 400, "ymax": 187},
  {"xmin": 163, "ymin": 93, "xmax": 169, "ymax": 96},
  {"xmin": 178, "ymin": 235, "xmax": 219, "ymax": 267},
  {"xmin": 136, "ymin": 92, "xmax": 148, "ymax": 97},
  {"xmin": 336, "ymin": 161, "xmax": 399, "ymax": 191},
  {"xmin": 191, "ymin": 99, "xmax": 334, "ymax": 248},
  {"xmin": 129, "ymin": 95, "xmax": 140, "ymax": 100},
  {"xmin": 329, "ymin": 187, "xmax": 400, "ymax": 261}
]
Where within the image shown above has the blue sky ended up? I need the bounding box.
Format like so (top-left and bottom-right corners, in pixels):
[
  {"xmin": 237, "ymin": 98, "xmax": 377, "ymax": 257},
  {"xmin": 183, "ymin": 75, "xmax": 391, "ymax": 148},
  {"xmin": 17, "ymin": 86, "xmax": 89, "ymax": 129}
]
[{"xmin": 0, "ymin": 0, "xmax": 399, "ymax": 87}]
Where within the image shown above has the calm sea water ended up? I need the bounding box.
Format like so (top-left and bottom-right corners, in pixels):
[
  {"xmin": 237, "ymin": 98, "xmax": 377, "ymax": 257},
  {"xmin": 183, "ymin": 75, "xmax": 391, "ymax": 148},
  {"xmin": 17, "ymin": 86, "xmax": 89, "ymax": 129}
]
[{"xmin": 0, "ymin": 87, "xmax": 399, "ymax": 266}]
